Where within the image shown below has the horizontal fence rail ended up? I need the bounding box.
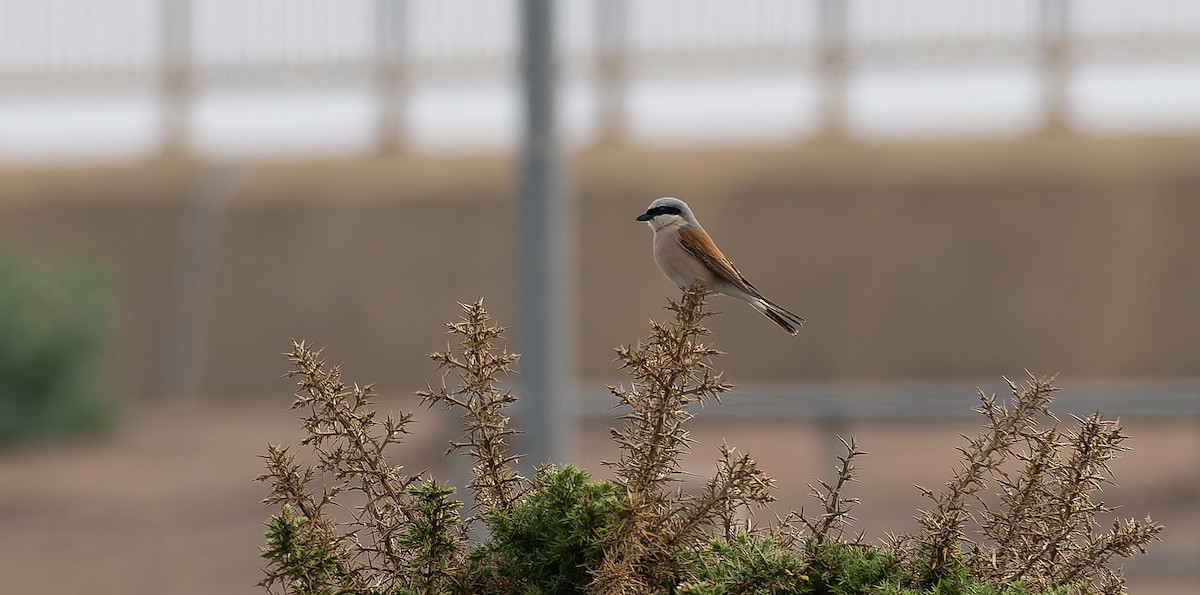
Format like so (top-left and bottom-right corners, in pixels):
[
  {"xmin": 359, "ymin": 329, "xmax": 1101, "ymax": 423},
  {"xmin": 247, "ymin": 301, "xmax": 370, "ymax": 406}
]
[
  {"xmin": 577, "ymin": 379, "xmax": 1200, "ymax": 421},
  {"xmin": 1, "ymin": 0, "xmax": 1199, "ymax": 153}
]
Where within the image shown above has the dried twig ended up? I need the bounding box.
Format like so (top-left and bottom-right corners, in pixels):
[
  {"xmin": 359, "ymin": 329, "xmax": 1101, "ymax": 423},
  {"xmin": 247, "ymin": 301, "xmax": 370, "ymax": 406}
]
[
  {"xmin": 592, "ymin": 285, "xmax": 775, "ymax": 594},
  {"xmin": 418, "ymin": 299, "xmax": 524, "ymax": 513},
  {"xmin": 800, "ymin": 436, "xmax": 866, "ymax": 544}
]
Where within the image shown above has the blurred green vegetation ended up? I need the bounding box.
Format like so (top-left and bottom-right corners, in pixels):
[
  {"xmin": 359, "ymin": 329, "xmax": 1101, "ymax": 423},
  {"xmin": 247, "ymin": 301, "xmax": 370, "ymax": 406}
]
[{"xmin": 0, "ymin": 249, "xmax": 115, "ymax": 446}]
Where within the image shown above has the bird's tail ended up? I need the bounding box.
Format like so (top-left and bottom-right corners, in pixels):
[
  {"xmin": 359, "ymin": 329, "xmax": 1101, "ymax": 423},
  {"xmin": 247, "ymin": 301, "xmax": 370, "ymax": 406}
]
[{"xmin": 751, "ymin": 297, "xmax": 805, "ymax": 335}]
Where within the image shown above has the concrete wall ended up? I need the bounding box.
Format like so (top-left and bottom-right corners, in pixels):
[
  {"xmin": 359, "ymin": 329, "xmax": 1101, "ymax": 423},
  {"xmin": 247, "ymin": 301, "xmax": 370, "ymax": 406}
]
[{"xmin": 1, "ymin": 137, "xmax": 1198, "ymax": 402}]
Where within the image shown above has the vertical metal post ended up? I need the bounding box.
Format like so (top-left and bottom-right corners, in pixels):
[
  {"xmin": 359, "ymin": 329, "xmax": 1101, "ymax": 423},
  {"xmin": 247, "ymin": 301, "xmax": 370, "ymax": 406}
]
[
  {"xmin": 595, "ymin": 0, "xmax": 627, "ymax": 145},
  {"xmin": 1039, "ymin": 0, "xmax": 1070, "ymax": 135},
  {"xmin": 161, "ymin": 0, "xmax": 191, "ymax": 155},
  {"xmin": 519, "ymin": 0, "xmax": 576, "ymax": 469},
  {"xmin": 156, "ymin": 163, "xmax": 245, "ymax": 402},
  {"xmin": 815, "ymin": 0, "xmax": 848, "ymax": 142},
  {"xmin": 376, "ymin": 0, "xmax": 407, "ymax": 152}
]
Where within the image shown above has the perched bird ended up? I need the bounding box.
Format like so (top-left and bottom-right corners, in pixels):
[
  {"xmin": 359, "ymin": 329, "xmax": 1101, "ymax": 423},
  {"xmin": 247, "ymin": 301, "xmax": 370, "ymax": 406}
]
[{"xmin": 636, "ymin": 196, "xmax": 805, "ymax": 335}]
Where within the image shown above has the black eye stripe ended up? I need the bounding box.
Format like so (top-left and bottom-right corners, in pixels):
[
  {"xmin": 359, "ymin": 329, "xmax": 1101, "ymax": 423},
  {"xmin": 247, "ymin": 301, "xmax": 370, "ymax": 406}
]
[{"xmin": 647, "ymin": 205, "xmax": 682, "ymax": 217}]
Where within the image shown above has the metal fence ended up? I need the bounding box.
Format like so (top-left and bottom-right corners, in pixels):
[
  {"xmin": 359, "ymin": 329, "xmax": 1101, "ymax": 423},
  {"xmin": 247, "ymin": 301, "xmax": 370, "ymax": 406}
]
[{"xmin": 1, "ymin": 0, "xmax": 1199, "ymax": 153}]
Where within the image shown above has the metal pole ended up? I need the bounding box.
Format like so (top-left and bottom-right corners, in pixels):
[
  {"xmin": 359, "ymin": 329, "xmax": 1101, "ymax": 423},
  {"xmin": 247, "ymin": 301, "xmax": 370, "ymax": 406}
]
[
  {"xmin": 519, "ymin": 0, "xmax": 576, "ymax": 470},
  {"xmin": 161, "ymin": 0, "xmax": 191, "ymax": 155},
  {"xmin": 156, "ymin": 163, "xmax": 245, "ymax": 402},
  {"xmin": 375, "ymin": 0, "xmax": 406, "ymax": 152},
  {"xmin": 595, "ymin": 0, "xmax": 627, "ymax": 145},
  {"xmin": 815, "ymin": 0, "xmax": 847, "ymax": 142},
  {"xmin": 1039, "ymin": 0, "xmax": 1070, "ymax": 135}
]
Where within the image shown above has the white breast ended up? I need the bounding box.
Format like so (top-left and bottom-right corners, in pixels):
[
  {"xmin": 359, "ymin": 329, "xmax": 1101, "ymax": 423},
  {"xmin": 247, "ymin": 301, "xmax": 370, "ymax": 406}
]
[{"xmin": 652, "ymin": 224, "xmax": 721, "ymax": 290}]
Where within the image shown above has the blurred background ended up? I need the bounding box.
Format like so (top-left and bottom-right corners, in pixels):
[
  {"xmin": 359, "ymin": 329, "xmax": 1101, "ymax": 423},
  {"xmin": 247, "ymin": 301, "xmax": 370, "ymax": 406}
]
[{"xmin": 0, "ymin": 1, "xmax": 1197, "ymax": 593}]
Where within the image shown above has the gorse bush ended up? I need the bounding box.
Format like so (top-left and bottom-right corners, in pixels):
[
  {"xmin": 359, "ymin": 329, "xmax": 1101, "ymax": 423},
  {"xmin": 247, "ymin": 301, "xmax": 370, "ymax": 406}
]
[
  {"xmin": 0, "ymin": 251, "xmax": 113, "ymax": 446},
  {"xmin": 258, "ymin": 288, "xmax": 1162, "ymax": 594}
]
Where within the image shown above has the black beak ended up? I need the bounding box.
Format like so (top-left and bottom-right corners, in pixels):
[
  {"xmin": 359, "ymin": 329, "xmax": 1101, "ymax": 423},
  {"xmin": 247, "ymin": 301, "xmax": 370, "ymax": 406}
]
[{"xmin": 636, "ymin": 212, "xmax": 652, "ymax": 221}]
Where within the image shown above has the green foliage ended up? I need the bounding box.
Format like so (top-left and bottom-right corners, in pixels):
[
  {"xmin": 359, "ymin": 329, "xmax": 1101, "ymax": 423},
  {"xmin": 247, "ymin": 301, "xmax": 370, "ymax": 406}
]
[
  {"xmin": 677, "ymin": 537, "xmax": 1074, "ymax": 595},
  {"xmin": 801, "ymin": 539, "xmax": 908, "ymax": 594},
  {"xmin": 398, "ymin": 480, "xmax": 465, "ymax": 594},
  {"xmin": 677, "ymin": 533, "xmax": 809, "ymax": 594},
  {"xmin": 471, "ymin": 465, "xmax": 626, "ymax": 594},
  {"xmin": 261, "ymin": 504, "xmax": 359, "ymax": 595},
  {"xmin": 0, "ymin": 251, "xmax": 114, "ymax": 446}
]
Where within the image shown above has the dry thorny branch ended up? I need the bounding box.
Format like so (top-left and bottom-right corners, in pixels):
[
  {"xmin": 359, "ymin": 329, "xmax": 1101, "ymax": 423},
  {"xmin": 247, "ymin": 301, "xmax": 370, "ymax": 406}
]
[
  {"xmin": 417, "ymin": 298, "xmax": 524, "ymax": 514},
  {"xmin": 916, "ymin": 373, "xmax": 1163, "ymax": 593},
  {"xmin": 799, "ymin": 435, "xmax": 867, "ymax": 545},
  {"xmin": 592, "ymin": 285, "xmax": 776, "ymax": 594},
  {"xmin": 259, "ymin": 341, "xmax": 427, "ymax": 594},
  {"xmin": 260, "ymin": 301, "xmax": 527, "ymax": 594},
  {"xmin": 916, "ymin": 375, "xmax": 1060, "ymax": 576}
]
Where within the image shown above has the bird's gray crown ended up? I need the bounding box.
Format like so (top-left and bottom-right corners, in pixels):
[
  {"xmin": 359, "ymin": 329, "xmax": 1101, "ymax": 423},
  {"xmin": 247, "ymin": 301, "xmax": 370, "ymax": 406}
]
[{"xmin": 637, "ymin": 196, "xmax": 697, "ymax": 225}]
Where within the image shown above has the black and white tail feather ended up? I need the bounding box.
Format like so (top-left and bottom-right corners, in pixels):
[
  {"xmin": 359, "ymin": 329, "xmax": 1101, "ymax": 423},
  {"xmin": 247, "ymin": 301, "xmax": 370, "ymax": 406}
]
[{"xmin": 749, "ymin": 295, "xmax": 805, "ymax": 335}]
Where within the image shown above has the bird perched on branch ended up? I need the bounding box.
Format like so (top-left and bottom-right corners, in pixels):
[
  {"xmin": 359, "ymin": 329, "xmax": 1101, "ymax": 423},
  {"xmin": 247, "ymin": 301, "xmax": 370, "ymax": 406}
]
[{"xmin": 636, "ymin": 196, "xmax": 805, "ymax": 335}]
